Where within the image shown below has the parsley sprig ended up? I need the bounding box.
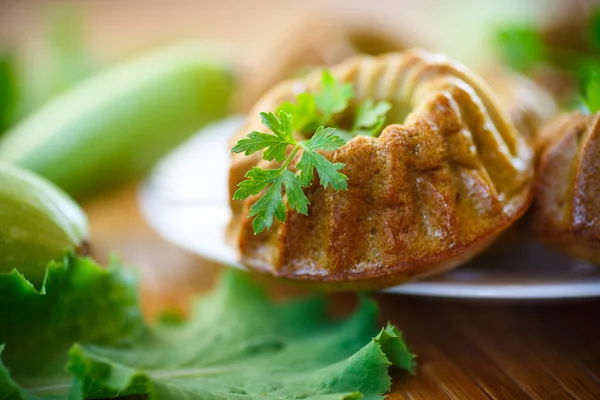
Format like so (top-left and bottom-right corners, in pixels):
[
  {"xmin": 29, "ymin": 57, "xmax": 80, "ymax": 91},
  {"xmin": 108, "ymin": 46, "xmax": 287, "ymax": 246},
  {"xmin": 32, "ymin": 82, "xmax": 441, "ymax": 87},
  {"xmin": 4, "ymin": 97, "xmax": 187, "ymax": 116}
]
[
  {"xmin": 495, "ymin": 9, "xmax": 600, "ymax": 109},
  {"xmin": 496, "ymin": 26, "xmax": 546, "ymax": 73},
  {"xmin": 278, "ymin": 70, "xmax": 391, "ymax": 137},
  {"xmin": 232, "ymin": 111, "xmax": 347, "ymax": 233},
  {"xmin": 495, "ymin": 10, "xmax": 600, "ymax": 75},
  {"xmin": 584, "ymin": 72, "xmax": 600, "ymax": 113},
  {"xmin": 233, "ymin": 70, "xmax": 390, "ymax": 234}
]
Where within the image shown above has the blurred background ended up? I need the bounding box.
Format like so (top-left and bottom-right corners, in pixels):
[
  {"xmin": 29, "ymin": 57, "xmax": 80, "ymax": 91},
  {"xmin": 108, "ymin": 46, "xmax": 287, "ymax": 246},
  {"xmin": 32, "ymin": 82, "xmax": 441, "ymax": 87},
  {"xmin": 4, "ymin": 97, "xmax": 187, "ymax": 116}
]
[
  {"xmin": 0, "ymin": 0, "xmax": 567, "ymax": 65},
  {"xmin": 0, "ymin": 0, "xmax": 590, "ymax": 120},
  {"xmin": 2, "ymin": 0, "xmax": 597, "ymax": 129}
]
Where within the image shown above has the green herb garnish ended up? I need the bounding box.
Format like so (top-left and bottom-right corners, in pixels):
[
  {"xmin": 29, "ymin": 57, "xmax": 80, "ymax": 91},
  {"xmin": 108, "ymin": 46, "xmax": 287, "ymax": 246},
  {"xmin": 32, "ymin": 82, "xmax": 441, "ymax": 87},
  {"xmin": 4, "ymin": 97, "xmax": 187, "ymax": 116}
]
[
  {"xmin": 233, "ymin": 70, "xmax": 390, "ymax": 234},
  {"xmin": 352, "ymin": 98, "xmax": 392, "ymax": 136},
  {"xmin": 496, "ymin": 26, "xmax": 546, "ymax": 73},
  {"xmin": 314, "ymin": 70, "xmax": 354, "ymax": 119},
  {"xmin": 232, "ymin": 111, "xmax": 347, "ymax": 233},
  {"xmin": 0, "ymin": 255, "xmax": 416, "ymax": 399},
  {"xmin": 584, "ymin": 72, "xmax": 600, "ymax": 113},
  {"xmin": 0, "ymin": 254, "xmax": 144, "ymax": 393},
  {"xmin": 276, "ymin": 70, "xmax": 355, "ymax": 134},
  {"xmin": 495, "ymin": 8, "xmax": 600, "ymax": 107}
]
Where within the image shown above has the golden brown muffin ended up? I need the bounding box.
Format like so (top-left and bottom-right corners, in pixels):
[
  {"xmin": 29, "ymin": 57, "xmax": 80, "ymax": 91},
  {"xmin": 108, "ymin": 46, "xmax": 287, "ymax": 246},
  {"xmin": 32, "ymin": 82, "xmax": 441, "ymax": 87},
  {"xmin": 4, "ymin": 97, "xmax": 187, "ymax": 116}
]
[
  {"xmin": 238, "ymin": 20, "xmax": 410, "ymax": 111},
  {"xmin": 228, "ymin": 49, "xmax": 535, "ymax": 290},
  {"xmin": 530, "ymin": 112, "xmax": 600, "ymax": 264},
  {"xmin": 478, "ymin": 69, "xmax": 556, "ymax": 253}
]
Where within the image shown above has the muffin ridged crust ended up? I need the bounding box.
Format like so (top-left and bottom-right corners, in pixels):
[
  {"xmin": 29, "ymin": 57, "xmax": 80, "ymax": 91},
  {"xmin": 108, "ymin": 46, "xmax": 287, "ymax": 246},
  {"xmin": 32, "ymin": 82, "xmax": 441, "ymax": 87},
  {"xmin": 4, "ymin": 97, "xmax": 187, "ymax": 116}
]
[
  {"xmin": 531, "ymin": 112, "xmax": 600, "ymax": 264},
  {"xmin": 228, "ymin": 49, "xmax": 535, "ymax": 289},
  {"xmin": 483, "ymin": 68, "xmax": 557, "ymax": 146}
]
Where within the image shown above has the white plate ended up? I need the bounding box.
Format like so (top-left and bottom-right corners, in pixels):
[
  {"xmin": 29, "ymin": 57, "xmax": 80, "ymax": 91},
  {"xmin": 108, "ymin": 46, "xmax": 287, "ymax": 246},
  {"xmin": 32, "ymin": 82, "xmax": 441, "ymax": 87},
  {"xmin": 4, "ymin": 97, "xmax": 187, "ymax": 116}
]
[{"xmin": 139, "ymin": 117, "xmax": 600, "ymax": 299}]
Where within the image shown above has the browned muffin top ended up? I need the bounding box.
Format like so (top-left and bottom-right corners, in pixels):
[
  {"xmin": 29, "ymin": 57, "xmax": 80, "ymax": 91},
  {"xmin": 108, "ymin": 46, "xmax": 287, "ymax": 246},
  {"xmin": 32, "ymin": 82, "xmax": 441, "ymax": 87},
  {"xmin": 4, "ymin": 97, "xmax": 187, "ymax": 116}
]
[
  {"xmin": 530, "ymin": 112, "xmax": 600, "ymax": 263},
  {"xmin": 228, "ymin": 49, "xmax": 535, "ymax": 289}
]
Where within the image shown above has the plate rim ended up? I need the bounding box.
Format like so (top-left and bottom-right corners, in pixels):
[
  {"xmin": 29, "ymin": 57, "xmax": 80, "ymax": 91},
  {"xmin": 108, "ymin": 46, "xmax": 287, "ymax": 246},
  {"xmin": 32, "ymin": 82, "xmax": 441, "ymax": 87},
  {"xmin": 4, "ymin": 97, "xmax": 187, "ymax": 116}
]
[{"xmin": 139, "ymin": 116, "xmax": 600, "ymax": 300}]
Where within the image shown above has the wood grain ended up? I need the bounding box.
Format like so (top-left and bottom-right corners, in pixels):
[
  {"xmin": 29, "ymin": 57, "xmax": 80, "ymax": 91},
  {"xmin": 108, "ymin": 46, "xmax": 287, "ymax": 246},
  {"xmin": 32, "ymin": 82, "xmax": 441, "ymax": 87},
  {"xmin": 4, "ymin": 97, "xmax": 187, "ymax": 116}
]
[{"xmin": 83, "ymin": 184, "xmax": 600, "ymax": 399}]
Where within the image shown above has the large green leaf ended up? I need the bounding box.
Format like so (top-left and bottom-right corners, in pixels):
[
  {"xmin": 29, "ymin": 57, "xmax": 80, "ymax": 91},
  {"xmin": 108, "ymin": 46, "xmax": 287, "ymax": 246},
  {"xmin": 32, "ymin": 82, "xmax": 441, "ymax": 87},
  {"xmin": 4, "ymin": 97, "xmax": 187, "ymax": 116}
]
[
  {"xmin": 0, "ymin": 255, "xmax": 144, "ymax": 399},
  {"xmin": 0, "ymin": 258, "xmax": 415, "ymax": 400}
]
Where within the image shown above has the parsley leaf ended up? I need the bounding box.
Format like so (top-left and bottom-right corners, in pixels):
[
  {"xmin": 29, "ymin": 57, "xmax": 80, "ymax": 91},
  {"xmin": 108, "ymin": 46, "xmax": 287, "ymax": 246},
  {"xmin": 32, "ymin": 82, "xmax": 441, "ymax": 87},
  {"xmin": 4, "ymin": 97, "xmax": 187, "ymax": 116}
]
[
  {"xmin": 297, "ymin": 149, "xmax": 347, "ymax": 190},
  {"xmin": 496, "ymin": 26, "xmax": 545, "ymax": 72},
  {"xmin": 282, "ymin": 168, "xmax": 310, "ymax": 215},
  {"xmin": 278, "ymin": 71, "xmax": 390, "ymax": 139},
  {"xmin": 233, "ymin": 111, "xmax": 346, "ymax": 234},
  {"xmin": 304, "ymin": 125, "xmax": 347, "ymax": 151},
  {"xmin": 314, "ymin": 70, "xmax": 354, "ymax": 119},
  {"xmin": 278, "ymin": 93, "xmax": 323, "ymax": 133},
  {"xmin": 278, "ymin": 71, "xmax": 355, "ymax": 131},
  {"xmin": 298, "ymin": 127, "xmax": 348, "ymax": 189},
  {"xmin": 234, "ymin": 167, "xmax": 301, "ymax": 233},
  {"xmin": 495, "ymin": 11, "xmax": 600, "ymax": 107},
  {"xmin": 233, "ymin": 167, "xmax": 283, "ymax": 200},
  {"xmin": 259, "ymin": 110, "xmax": 294, "ymax": 141},
  {"xmin": 231, "ymin": 131, "xmax": 291, "ymax": 162},
  {"xmin": 247, "ymin": 174, "xmax": 288, "ymax": 233},
  {"xmin": 584, "ymin": 72, "xmax": 600, "ymax": 113},
  {"xmin": 353, "ymin": 99, "xmax": 392, "ymax": 136},
  {"xmin": 0, "ymin": 257, "xmax": 416, "ymax": 399},
  {"xmin": 0, "ymin": 254, "xmax": 144, "ymax": 392},
  {"xmin": 231, "ymin": 112, "xmax": 296, "ymax": 162}
]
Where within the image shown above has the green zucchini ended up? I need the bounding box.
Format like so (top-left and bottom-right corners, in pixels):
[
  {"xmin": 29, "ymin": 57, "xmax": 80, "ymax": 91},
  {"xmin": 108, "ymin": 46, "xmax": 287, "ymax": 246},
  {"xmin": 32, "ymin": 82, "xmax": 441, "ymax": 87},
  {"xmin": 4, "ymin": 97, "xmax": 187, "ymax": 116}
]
[
  {"xmin": 0, "ymin": 163, "xmax": 88, "ymax": 286},
  {"xmin": 0, "ymin": 42, "xmax": 236, "ymax": 198}
]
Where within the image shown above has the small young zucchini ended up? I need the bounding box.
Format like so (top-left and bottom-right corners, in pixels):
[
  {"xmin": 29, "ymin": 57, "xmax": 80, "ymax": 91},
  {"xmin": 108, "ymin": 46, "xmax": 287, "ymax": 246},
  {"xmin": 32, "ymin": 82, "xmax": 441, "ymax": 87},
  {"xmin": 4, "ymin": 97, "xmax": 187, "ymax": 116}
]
[
  {"xmin": 0, "ymin": 164, "xmax": 88, "ymax": 286},
  {"xmin": 0, "ymin": 42, "xmax": 236, "ymax": 198}
]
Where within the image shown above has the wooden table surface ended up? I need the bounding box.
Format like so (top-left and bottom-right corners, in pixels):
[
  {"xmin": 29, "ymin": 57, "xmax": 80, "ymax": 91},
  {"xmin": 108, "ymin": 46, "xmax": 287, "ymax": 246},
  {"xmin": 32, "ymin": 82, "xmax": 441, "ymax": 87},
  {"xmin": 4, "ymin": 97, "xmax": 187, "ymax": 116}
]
[{"xmin": 84, "ymin": 184, "xmax": 600, "ymax": 400}]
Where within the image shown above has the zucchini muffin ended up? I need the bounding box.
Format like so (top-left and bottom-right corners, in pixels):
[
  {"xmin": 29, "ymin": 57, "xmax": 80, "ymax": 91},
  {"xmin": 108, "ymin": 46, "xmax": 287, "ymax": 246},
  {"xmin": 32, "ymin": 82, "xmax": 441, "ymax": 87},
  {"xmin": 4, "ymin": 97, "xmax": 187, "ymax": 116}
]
[
  {"xmin": 229, "ymin": 49, "xmax": 537, "ymax": 289},
  {"xmin": 530, "ymin": 112, "xmax": 600, "ymax": 264}
]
